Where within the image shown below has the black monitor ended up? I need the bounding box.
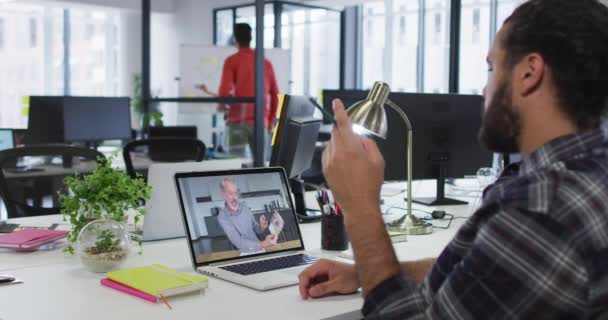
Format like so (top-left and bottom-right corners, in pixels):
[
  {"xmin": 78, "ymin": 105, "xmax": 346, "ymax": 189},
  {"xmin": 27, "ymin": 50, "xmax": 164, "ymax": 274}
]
[
  {"xmin": 26, "ymin": 96, "xmax": 65, "ymax": 144},
  {"xmin": 11, "ymin": 129, "xmax": 27, "ymax": 146},
  {"xmin": 62, "ymin": 97, "xmax": 131, "ymax": 142},
  {"xmin": 148, "ymin": 126, "xmax": 197, "ymax": 139},
  {"xmin": 322, "ymin": 90, "xmax": 493, "ymax": 206},
  {"xmin": 322, "ymin": 90, "xmax": 368, "ymax": 124},
  {"xmin": 503, "ymin": 153, "xmax": 522, "ymax": 167},
  {"xmin": 270, "ymin": 95, "xmax": 322, "ymax": 221},
  {"xmin": 26, "ymin": 96, "xmax": 132, "ymax": 144}
]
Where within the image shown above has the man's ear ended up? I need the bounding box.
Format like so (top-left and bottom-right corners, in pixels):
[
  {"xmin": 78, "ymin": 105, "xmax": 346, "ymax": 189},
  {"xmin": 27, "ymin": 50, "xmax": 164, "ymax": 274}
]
[{"xmin": 518, "ymin": 53, "xmax": 545, "ymax": 97}]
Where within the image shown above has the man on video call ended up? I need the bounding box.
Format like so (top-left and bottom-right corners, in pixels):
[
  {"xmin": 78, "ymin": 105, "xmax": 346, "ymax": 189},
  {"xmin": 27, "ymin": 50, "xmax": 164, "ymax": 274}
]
[
  {"xmin": 299, "ymin": 0, "xmax": 608, "ymax": 318},
  {"xmin": 218, "ymin": 177, "xmax": 277, "ymax": 254}
]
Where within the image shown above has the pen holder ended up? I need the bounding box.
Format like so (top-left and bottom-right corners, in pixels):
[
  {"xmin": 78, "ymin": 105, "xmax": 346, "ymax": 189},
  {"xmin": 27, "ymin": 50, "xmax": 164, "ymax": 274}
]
[{"xmin": 321, "ymin": 214, "xmax": 348, "ymax": 251}]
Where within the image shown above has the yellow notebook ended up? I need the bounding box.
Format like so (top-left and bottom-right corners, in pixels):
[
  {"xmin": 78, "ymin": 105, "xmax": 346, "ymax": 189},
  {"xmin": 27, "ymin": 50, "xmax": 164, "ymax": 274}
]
[{"xmin": 106, "ymin": 264, "xmax": 208, "ymax": 298}]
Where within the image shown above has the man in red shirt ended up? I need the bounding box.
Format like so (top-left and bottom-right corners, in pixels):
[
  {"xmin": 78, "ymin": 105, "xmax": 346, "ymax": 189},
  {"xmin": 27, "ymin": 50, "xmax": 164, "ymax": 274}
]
[{"xmin": 200, "ymin": 23, "xmax": 280, "ymax": 158}]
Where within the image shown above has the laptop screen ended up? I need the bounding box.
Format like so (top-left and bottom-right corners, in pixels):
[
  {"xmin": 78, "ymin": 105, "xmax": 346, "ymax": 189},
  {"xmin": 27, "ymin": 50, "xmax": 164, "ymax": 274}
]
[
  {"xmin": 175, "ymin": 168, "xmax": 305, "ymax": 266},
  {"xmin": 0, "ymin": 129, "xmax": 14, "ymax": 151}
]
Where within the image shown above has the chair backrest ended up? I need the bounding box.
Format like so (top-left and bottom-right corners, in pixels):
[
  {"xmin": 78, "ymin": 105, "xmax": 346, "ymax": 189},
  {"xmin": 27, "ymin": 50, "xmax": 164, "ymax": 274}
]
[
  {"xmin": 0, "ymin": 144, "xmax": 105, "ymax": 218},
  {"xmin": 122, "ymin": 137, "xmax": 206, "ymax": 180}
]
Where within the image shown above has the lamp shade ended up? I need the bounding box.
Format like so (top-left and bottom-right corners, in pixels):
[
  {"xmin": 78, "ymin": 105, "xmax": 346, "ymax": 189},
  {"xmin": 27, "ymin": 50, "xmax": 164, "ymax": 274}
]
[{"xmin": 346, "ymin": 81, "xmax": 390, "ymax": 139}]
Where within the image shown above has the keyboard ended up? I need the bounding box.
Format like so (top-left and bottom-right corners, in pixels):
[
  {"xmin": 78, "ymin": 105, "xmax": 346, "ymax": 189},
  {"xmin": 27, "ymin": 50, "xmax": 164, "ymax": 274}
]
[{"xmin": 220, "ymin": 254, "xmax": 319, "ymax": 275}]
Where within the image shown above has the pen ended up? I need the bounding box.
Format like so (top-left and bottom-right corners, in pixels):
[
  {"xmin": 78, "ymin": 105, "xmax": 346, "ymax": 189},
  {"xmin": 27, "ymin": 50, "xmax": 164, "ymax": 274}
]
[{"xmin": 159, "ymin": 293, "xmax": 173, "ymax": 310}]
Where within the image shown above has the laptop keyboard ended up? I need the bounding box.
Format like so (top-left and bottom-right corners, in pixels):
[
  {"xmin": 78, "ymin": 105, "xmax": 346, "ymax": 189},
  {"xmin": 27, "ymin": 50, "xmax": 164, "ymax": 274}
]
[{"xmin": 220, "ymin": 254, "xmax": 319, "ymax": 275}]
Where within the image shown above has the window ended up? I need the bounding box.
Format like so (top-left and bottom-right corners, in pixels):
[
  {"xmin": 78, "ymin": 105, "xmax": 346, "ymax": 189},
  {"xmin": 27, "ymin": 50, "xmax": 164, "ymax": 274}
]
[
  {"xmin": 458, "ymin": 0, "xmax": 490, "ymax": 95},
  {"xmin": 0, "ymin": 18, "xmax": 4, "ymax": 49},
  {"xmin": 29, "ymin": 17, "xmax": 37, "ymax": 47},
  {"xmin": 497, "ymin": 0, "xmax": 525, "ymax": 27},
  {"xmin": 235, "ymin": 4, "xmax": 275, "ymax": 49},
  {"xmin": 69, "ymin": 9, "xmax": 121, "ymax": 96},
  {"xmin": 472, "ymin": 7, "xmax": 480, "ymax": 43},
  {"xmin": 361, "ymin": 2, "xmax": 387, "ymax": 89},
  {"xmin": 214, "ymin": 3, "xmax": 340, "ymax": 97},
  {"xmin": 0, "ymin": 3, "xmax": 64, "ymax": 128},
  {"xmin": 434, "ymin": 12, "xmax": 442, "ymax": 44},
  {"xmin": 424, "ymin": 0, "xmax": 451, "ymax": 93},
  {"xmin": 0, "ymin": 3, "xmax": 123, "ymax": 128},
  {"xmin": 392, "ymin": 0, "xmax": 419, "ymax": 92},
  {"xmin": 215, "ymin": 9, "xmax": 234, "ymax": 47},
  {"xmin": 362, "ymin": 0, "xmax": 448, "ymax": 93},
  {"xmin": 281, "ymin": 5, "xmax": 341, "ymax": 96}
]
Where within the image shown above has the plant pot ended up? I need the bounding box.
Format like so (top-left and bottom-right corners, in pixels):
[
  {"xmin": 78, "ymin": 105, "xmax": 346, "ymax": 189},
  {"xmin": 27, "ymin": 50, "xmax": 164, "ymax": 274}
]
[{"xmin": 76, "ymin": 219, "xmax": 130, "ymax": 273}]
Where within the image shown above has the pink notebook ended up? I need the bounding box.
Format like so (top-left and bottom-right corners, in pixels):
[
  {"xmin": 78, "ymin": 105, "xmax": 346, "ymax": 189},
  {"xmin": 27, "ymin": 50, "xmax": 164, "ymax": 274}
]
[
  {"xmin": 100, "ymin": 278, "xmax": 157, "ymax": 303},
  {"xmin": 0, "ymin": 229, "xmax": 68, "ymax": 250}
]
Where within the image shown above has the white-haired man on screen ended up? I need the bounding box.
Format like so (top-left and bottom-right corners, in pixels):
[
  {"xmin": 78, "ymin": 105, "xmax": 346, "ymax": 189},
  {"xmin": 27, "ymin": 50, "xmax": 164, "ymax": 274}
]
[{"xmin": 217, "ymin": 177, "xmax": 277, "ymax": 254}]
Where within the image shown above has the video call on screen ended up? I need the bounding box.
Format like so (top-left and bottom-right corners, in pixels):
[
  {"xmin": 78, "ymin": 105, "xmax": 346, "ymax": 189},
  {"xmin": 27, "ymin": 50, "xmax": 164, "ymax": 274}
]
[{"xmin": 178, "ymin": 172, "xmax": 303, "ymax": 263}]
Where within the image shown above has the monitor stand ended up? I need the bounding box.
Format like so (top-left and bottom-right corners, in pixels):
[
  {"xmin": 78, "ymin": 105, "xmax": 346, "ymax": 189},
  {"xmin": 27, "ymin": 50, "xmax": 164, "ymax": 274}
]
[
  {"xmin": 411, "ymin": 163, "xmax": 468, "ymax": 206},
  {"xmin": 290, "ymin": 177, "xmax": 322, "ymax": 223}
]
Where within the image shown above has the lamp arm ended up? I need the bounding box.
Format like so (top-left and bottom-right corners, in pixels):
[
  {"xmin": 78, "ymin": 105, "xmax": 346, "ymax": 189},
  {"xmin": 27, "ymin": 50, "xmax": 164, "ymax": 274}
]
[
  {"xmin": 385, "ymin": 99, "xmax": 413, "ymax": 218},
  {"xmin": 385, "ymin": 100, "xmax": 412, "ymax": 131}
]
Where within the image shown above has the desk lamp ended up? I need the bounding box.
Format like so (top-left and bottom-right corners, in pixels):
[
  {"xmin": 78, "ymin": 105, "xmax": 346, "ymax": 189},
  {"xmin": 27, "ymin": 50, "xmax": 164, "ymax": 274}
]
[{"xmin": 347, "ymin": 81, "xmax": 432, "ymax": 235}]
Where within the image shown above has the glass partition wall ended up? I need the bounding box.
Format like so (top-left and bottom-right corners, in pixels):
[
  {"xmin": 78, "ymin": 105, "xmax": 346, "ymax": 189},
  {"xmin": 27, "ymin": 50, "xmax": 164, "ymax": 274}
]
[{"xmin": 213, "ymin": 1, "xmax": 341, "ymax": 98}]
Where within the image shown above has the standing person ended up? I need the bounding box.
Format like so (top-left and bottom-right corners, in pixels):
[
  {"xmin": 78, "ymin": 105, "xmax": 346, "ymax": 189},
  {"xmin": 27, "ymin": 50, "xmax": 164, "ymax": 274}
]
[
  {"xmin": 298, "ymin": 0, "xmax": 608, "ymax": 318},
  {"xmin": 199, "ymin": 23, "xmax": 280, "ymax": 159}
]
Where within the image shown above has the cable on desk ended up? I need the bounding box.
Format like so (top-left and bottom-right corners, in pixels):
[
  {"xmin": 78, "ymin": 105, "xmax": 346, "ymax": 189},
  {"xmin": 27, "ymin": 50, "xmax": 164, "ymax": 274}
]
[{"xmin": 384, "ymin": 206, "xmax": 469, "ymax": 230}]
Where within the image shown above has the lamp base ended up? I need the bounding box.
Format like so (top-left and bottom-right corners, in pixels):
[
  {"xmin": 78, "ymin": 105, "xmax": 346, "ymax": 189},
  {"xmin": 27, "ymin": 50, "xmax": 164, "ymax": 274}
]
[
  {"xmin": 411, "ymin": 197, "xmax": 468, "ymax": 206},
  {"xmin": 387, "ymin": 214, "xmax": 433, "ymax": 235}
]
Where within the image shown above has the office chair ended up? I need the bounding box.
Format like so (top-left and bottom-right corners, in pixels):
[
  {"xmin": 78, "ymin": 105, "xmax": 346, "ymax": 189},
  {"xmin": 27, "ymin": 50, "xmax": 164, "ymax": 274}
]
[
  {"xmin": 122, "ymin": 137, "xmax": 206, "ymax": 180},
  {"xmin": 0, "ymin": 145, "xmax": 105, "ymax": 218}
]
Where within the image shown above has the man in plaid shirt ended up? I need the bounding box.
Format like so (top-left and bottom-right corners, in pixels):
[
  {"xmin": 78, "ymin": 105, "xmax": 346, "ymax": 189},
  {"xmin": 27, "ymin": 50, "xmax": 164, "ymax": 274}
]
[{"xmin": 298, "ymin": 0, "xmax": 608, "ymax": 318}]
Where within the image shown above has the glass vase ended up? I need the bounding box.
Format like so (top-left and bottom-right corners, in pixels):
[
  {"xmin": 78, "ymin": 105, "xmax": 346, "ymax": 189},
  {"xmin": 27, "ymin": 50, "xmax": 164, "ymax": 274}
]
[{"xmin": 76, "ymin": 219, "xmax": 130, "ymax": 273}]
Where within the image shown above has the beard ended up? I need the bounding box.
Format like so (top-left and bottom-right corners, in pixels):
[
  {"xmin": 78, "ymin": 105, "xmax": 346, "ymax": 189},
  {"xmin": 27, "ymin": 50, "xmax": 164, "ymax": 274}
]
[{"xmin": 478, "ymin": 78, "xmax": 521, "ymax": 154}]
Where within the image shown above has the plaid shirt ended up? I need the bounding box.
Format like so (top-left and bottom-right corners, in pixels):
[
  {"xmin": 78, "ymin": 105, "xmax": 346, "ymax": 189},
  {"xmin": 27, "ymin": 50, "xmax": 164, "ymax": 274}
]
[{"xmin": 362, "ymin": 125, "xmax": 608, "ymax": 319}]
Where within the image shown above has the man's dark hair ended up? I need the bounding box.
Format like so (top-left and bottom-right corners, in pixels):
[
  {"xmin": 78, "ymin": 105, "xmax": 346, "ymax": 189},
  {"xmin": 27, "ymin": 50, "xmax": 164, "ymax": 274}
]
[
  {"xmin": 502, "ymin": 0, "xmax": 608, "ymax": 129},
  {"xmin": 234, "ymin": 23, "xmax": 252, "ymax": 47}
]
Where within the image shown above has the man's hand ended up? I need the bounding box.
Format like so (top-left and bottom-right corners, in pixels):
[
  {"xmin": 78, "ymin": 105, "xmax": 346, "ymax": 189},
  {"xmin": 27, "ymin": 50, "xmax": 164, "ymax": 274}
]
[
  {"xmin": 196, "ymin": 84, "xmax": 216, "ymax": 96},
  {"xmin": 322, "ymin": 99, "xmax": 385, "ymax": 218},
  {"xmin": 298, "ymin": 259, "xmax": 359, "ymax": 300},
  {"xmin": 259, "ymin": 234, "xmax": 277, "ymax": 249},
  {"xmin": 259, "ymin": 215, "xmax": 269, "ymax": 230},
  {"xmin": 321, "ymin": 99, "xmax": 400, "ymax": 296}
]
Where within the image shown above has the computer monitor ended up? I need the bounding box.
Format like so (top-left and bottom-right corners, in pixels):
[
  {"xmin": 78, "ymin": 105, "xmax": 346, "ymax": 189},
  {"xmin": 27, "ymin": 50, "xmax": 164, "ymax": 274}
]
[
  {"xmin": 26, "ymin": 96, "xmax": 65, "ymax": 144},
  {"xmin": 62, "ymin": 97, "xmax": 131, "ymax": 142},
  {"xmin": 322, "ymin": 90, "xmax": 493, "ymax": 206},
  {"xmin": 148, "ymin": 126, "xmax": 198, "ymax": 139},
  {"xmin": 322, "ymin": 90, "xmax": 368, "ymax": 124},
  {"xmin": 11, "ymin": 129, "xmax": 27, "ymax": 146},
  {"xmin": 270, "ymin": 95, "xmax": 322, "ymax": 221},
  {"xmin": 503, "ymin": 153, "xmax": 522, "ymax": 167},
  {"xmin": 26, "ymin": 96, "xmax": 132, "ymax": 144},
  {"xmin": 0, "ymin": 129, "xmax": 14, "ymax": 151}
]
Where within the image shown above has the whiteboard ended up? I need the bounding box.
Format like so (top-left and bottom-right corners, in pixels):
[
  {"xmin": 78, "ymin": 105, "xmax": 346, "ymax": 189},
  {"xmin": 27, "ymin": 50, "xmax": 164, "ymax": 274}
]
[
  {"xmin": 178, "ymin": 45, "xmax": 292, "ymax": 100},
  {"xmin": 177, "ymin": 45, "xmax": 291, "ymax": 148}
]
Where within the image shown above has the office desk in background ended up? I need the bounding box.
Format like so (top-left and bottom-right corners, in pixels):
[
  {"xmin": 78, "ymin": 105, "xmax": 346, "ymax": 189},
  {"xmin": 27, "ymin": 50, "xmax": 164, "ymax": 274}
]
[{"xmin": 0, "ymin": 181, "xmax": 482, "ymax": 320}]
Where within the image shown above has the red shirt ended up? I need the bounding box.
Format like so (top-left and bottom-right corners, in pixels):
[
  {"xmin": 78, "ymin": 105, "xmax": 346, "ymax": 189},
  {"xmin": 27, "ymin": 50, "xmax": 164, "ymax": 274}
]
[{"xmin": 217, "ymin": 48, "xmax": 280, "ymax": 129}]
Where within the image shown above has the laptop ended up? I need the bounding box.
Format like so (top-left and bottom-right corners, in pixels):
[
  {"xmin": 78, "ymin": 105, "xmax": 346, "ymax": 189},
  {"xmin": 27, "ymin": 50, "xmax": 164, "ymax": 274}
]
[
  {"xmin": 175, "ymin": 167, "xmax": 319, "ymax": 291},
  {"xmin": 143, "ymin": 160, "xmax": 243, "ymax": 241}
]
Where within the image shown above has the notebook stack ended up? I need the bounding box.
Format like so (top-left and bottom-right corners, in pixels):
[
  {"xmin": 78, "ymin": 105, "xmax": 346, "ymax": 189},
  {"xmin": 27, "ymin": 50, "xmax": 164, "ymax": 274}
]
[
  {"xmin": 101, "ymin": 264, "xmax": 208, "ymax": 304},
  {"xmin": 0, "ymin": 229, "xmax": 68, "ymax": 251}
]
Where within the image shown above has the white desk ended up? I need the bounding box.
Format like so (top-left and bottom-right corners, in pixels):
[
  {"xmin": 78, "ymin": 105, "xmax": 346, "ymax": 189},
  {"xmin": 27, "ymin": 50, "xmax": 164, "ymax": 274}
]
[{"xmin": 0, "ymin": 181, "xmax": 482, "ymax": 320}]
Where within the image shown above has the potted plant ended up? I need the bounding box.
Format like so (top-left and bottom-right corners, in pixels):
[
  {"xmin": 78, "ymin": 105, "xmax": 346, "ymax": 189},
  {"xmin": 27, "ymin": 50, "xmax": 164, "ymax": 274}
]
[
  {"xmin": 131, "ymin": 73, "xmax": 164, "ymax": 131},
  {"xmin": 60, "ymin": 155, "xmax": 151, "ymax": 261}
]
